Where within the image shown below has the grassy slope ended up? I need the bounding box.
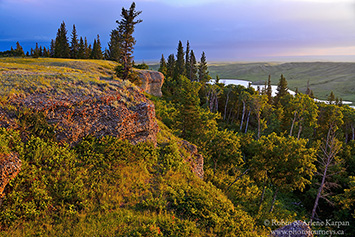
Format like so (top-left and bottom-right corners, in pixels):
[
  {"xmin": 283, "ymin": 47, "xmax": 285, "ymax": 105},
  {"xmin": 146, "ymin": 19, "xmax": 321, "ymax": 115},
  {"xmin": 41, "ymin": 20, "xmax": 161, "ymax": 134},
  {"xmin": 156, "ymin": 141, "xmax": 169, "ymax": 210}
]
[
  {"xmin": 0, "ymin": 58, "xmax": 262, "ymax": 236},
  {"xmin": 149, "ymin": 61, "xmax": 355, "ymax": 102}
]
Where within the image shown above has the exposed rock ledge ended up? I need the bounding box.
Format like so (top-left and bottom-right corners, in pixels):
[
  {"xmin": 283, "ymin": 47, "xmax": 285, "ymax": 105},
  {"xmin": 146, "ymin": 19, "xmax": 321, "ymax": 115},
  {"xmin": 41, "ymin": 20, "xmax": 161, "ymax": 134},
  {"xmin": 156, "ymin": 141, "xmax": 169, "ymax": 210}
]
[
  {"xmin": 0, "ymin": 153, "xmax": 21, "ymax": 198},
  {"xmin": 138, "ymin": 70, "xmax": 164, "ymax": 97}
]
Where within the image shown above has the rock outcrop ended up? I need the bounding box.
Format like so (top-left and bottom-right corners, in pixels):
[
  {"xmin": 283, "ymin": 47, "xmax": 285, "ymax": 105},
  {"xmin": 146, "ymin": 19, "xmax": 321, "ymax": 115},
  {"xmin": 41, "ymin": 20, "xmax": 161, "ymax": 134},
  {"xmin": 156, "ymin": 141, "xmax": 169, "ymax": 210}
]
[
  {"xmin": 180, "ymin": 140, "xmax": 204, "ymax": 179},
  {"xmin": 138, "ymin": 70, "xmax": 164, "ymax": 97},
  {"xmin": 272, "ymin": 221, "xmax": 313, "ymax": 237},
  {"xmin": 4, "ymin": 81, "xmax": 159, "ymax": 146},
  {"xmin": 0, "ymin": 153, "xmax": 21, "ymax": 198}
]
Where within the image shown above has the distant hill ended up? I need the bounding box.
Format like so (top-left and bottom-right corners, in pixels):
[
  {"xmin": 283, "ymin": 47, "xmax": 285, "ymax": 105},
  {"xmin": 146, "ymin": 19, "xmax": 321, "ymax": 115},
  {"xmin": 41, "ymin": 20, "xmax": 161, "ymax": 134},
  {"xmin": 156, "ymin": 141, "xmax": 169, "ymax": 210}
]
[
  {"xmin": 208, "ymin": 62, "xmax": 355, "ymax": 103},
  {"xmin": 149, "ymin": 61, "xmax": 355, "ymax": 103}
]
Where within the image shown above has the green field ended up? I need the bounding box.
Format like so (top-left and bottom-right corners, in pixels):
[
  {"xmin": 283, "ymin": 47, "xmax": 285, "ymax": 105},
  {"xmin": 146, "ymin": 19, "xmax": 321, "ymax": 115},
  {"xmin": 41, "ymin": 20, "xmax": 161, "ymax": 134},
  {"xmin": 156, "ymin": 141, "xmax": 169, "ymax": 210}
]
[{"xmin": 149, "ymin": 61, "xmax": 355, "ymax": 103}]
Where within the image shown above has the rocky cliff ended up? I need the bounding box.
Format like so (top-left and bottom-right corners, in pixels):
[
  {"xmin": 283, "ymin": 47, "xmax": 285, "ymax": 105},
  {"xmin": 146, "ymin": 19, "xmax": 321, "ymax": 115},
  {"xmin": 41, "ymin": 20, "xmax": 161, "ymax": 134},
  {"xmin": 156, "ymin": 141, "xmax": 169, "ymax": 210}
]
[{"xmin": 138, "ymin": 70, "xmax": 164, "ymax": 97}]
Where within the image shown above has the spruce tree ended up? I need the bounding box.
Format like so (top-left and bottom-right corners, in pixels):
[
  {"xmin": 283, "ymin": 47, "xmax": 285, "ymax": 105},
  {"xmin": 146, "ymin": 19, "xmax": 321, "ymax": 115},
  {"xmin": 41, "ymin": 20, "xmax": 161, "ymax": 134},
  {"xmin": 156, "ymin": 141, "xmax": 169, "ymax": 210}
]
[
  {"xmin": 50, "ymin": 39, "xmax": 55, "ymax": 57},
  {"xmin": 115, "ymin": 2, "xmax": 142, "ymax": 79},
  {"xmin": 84, "ymin": 37, "xmax": 90, "ymax": 59},
  {"xmin": 174, "ymin": 40, "xmax": 185, "ymax": 79},
  {"xmin": 95, "ymin": 34, "xmax": 103, "ymax": 59},
  {"xmin": 91, "ymin": 39, "xmax": 97, "ymax": 59},
  {"xmin": 158, "ymin": 54, "xmax": 167, "ymax": 76},
  {"xmin": 78, "ymin": 37, "xmax": 85, "ymax": 59},
  {"xmin": 198, "ymin": 51, "xmax": 210, "ymax": 84},
  {"xmin": 189, "ymin": 50, "xmax": 197, "ymax": 81},
  {"xmin": 54, "ymin": 21, "xmax": 70, "ymax": 58},
  {"xmin": 108, "ymin": 29, "xmax": 120, "ymax": 61},
  {"xmin": 14, "ymin": 41, "xmax": 24, "ymax": 56},
  {"xmin": 266, "ymin": 75, "xmax": 272, "ymax": 103},
  {"xmin": 166, "ymin": 54, "xmax": 175, "ymax": 78},
  {"xmin": 274, "ymin": 74, "xmax": 289, "ymax": 105},
  {"xmin": 70, "ymin": 24, "xmax": 79, "ymax": 59},
  {"xmin": 185, "ymin": 40, "xmax": 191, "ymax": 80}
]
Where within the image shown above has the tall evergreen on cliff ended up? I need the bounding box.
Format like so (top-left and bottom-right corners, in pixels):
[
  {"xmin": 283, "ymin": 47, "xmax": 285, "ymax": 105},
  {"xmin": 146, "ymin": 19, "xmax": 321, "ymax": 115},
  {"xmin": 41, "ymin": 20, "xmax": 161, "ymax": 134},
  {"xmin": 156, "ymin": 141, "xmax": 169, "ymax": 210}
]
[
  {"xmin": 115, "ymin": 2, "xmax": 142, "ymax": 79},
  {"xmin": 54, "ymin": 21, "xmax": 70, "ymax": 58}
]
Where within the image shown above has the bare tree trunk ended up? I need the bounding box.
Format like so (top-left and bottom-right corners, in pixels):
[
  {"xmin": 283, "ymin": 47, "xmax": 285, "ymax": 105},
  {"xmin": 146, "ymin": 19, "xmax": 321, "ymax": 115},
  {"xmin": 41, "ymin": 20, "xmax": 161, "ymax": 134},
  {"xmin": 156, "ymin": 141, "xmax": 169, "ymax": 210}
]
[
  {"xmin": 290, "ymin": 111, "xmax": 297, "ymax": 137},
  {"xmin": 258, "ymin": 174, "xmax": 267, "ymax": 212},
  {"xmin": 352, "ymin": 125, "xmax": 355, "ymax": 140},
  {"xmin": 297, "ymin": 124, "xmax": 303, "ymax": 140},
  {"xmin": 240, "ymin": 101, "xmax": 246, "ymax": 131},
  {"xmin": 245, "ymin": 110, "xmax": 251, "ymax": 133},
  {"xmin": 224, "ymin": 90, "xmax": 231, "ymax": 120},
  {"xmin": 311, "ymin": 163, "xmax": 328, "ymax": 220},
  {"xmin": 257, "ymin": 113, "xmax": 261, "ymax": 139},
  {"xmin": 269, "ymin": 187, "xmax": 279, "ymax": 213}
]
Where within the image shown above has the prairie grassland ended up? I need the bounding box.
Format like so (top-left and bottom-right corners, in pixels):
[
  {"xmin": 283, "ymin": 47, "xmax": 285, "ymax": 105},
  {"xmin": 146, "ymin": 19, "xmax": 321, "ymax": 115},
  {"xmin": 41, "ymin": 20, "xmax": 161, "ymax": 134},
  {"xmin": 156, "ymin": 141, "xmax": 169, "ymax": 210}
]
[{"xmin": 0, "ymin": 57, "xmax": 123, "ymax": 97}]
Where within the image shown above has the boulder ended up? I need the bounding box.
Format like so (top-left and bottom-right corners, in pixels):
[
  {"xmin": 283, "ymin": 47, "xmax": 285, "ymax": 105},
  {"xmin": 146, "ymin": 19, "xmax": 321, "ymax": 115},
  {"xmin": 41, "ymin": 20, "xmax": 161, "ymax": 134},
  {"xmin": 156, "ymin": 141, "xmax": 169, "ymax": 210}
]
[{"xmin": 138, "ymin": 70, "xmax": 164, "ymax": 97}]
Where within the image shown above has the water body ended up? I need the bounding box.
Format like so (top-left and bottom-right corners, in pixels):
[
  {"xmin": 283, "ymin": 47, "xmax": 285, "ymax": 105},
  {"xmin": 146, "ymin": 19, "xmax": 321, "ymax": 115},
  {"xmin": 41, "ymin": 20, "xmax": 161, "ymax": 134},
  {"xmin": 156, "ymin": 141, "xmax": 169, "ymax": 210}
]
[
  {"xmin": 213, "ymin": 79, "xmax": 295, "ymax": 97},
  {"xmin": 213, "ymin": 79, "xmax": 353, "ymax": 106}
]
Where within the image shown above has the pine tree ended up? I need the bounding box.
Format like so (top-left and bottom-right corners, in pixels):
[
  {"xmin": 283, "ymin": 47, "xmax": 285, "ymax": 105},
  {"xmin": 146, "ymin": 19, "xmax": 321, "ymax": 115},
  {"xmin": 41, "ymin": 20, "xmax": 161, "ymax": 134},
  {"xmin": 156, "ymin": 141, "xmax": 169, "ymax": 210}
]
[
  {"xmin": 70, "ymin": 24, "xmax": 79, "ymax": 59},
  {"xmin": 91, "ymin": 39, "xmax": 97, "ymax": 59},
  {"xmin": 185, "ymin": 40, "xmax": 191, "ymax": 80},
  {"xmin": 78, "ymin": 37, "xmax": 85, "ymax": 59},
  {"xmin": 54, "ymin": 21, "xmax": 70, "ymax": 58},
  {"xmin": 189, "ymin": 50, "xmax": 197, "ymax": 81},
  {"xmin": 166, "ymin": 54, "xmax": 175, "ymax": 78},
  {"xmin": 95, "ymin": 34, "xmax": 103, "ymax": 59},
  {"xmin": 108, "ymin": 29, "xmax": 120, "ymax": 61},
  {"xmin": 115, "ymin": 2, "xmax": 142, "ymax": 79},
  {"xmin": 84, "ymin": 37, "xmax": 90, "ymax": 59},
  {"xmin": 174, "ymin": 41, "xmax": 185, "ymax": 79},
  {"xmin": 14, "ymin": 41, "xmax": 24, "ymax": 56},
  {"xmin": 198, "ymin": 51, "xmax": 210, "ymax": 84},
  {"xmin": 328, "ymin": 91, "xmax": 335, "ymax": 105},
  {"xmin": 158, "ymin": 54, "xmax": 167, "ymax": 76},
  {"xmin": 274, "ymin": 74, "xmax": 289, "ymax": 105},
  {"xmin": 50, "ymin": 39, "xmax": 55, "ymax": 57}
]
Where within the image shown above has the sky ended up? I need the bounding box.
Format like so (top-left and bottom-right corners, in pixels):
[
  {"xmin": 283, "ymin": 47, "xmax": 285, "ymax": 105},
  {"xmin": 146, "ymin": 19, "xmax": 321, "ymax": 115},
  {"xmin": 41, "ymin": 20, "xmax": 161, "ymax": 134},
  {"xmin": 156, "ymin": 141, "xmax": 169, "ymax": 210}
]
[{"xmin": 0, "ymin": 0, "xmax": 355, "ymax": 61}]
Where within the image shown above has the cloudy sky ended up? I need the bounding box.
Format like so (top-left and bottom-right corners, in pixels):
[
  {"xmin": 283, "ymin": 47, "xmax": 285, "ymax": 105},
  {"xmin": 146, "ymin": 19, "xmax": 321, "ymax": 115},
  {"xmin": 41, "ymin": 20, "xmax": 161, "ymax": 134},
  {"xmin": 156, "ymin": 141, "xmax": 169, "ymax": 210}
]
[{"xmin": 1, "ymin": 0, "xmax": 355, "ymax": 61}]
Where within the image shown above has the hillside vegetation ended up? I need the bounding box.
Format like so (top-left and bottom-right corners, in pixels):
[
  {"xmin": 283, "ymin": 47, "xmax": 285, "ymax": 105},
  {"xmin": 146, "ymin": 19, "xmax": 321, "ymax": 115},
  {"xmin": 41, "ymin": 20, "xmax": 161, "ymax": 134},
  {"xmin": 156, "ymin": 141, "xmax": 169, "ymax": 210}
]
[{"xmin": 0, "ymin": 57, "xmax": 262, "ymax": 236}]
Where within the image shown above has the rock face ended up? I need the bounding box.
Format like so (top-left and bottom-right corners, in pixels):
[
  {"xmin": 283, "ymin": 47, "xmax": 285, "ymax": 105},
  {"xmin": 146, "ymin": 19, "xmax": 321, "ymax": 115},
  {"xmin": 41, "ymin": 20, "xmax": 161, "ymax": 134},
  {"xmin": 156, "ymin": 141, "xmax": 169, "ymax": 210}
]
[
  {"xmin": 0, "ymin": 153, "xmax": 21, "ymax": 198},
  {"xmin": 4, "ymin": 82, "xmax": 159, "ymax": 146},
  {"xmin": 272, "ymin": 221, "xmax": 313, "ymax": 237},
  {"xmin": 180, "ymin": 140, "xmax": 204, "ymax": 179},
  {"xmin": 138, "ymin": 70, "xmax": 164, "ymax": 97}
]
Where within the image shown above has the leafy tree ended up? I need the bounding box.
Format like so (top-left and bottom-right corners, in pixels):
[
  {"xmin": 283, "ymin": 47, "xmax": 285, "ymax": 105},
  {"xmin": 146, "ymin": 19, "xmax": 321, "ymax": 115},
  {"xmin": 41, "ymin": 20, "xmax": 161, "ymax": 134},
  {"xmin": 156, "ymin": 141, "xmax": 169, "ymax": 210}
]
[
  {"xmin": 70, "ymin": 24, "xmax": 79, "ymax": 59},
  {"xmin": 288, "ymin": 93, "xmax": 318, "ymax": 140},
  {"xmin": 54, "ymin": 21, "xmax": 70, "ymax": 58},
  {"xmin": 115, "ymin": 2, "xmax": 142, "ymax": 79},
  {"xmin": 250, "ymin": 133, "xmax": 317, "ymax": 213}
]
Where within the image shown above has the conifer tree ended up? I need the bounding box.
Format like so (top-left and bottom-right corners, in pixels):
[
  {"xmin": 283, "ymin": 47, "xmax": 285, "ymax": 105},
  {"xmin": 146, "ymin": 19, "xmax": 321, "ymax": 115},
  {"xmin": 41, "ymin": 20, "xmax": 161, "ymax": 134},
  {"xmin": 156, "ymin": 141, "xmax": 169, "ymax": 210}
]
[
  {"xmin": 78, "ymin": 37, "xmax": 85, "ymax": 59},
  {"xmin": 274, "ymin": 74, "xmax": 289, "ymax": 105},
  {"xmin": 185, "ymin": 40, "xmax": 191, "ymax": 79},
  {"xmin": 50, "ymin": 39, "xmax": 55, "ymax": 57},
  {"xmin": 166, "ymin": 54, "xmax": 175, "ymax": 78},
  {"xmin": 189, "ymin": 50, "xmax": 198, "ymax": 81},
  {"xmin": 198, "ymin": 51, "xmax": 210, "ymax": 84},
  {"xmin": 95, "ymin": 34, "xmax": 103, "ymax": 59},
  {"xmin": 14, "ymin": 41, "xmax": 24, "ymax": 56},
  {"xmin": 54, "ymin": 21, "xmax": 70, "ymax": 58},
  {"xmin": 84, "ymin": 37, "xmax": 90, "ymax": 59},
  {"xmin": 158, "ymin": 54, "xmax": 167, "ymax": 76},
  {"xmin": 115, "ymin": 2, "xmax": 142, "ymax": 79},
  {"xmin": 70, "ymin": 24, "xmax": 79, "ymax": 59},
  {"xmin": 174, "ymin": 40, "xmax": 185, "ymax": 79},
  {"xmin": 108, "ymin": 29, "xmax": 120, "ymax": 61}
]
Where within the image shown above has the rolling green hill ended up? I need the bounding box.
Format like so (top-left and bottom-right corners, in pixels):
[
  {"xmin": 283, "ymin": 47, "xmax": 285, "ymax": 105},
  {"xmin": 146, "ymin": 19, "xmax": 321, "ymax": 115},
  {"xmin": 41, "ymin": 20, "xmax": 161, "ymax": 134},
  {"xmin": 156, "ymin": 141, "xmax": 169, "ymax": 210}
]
[{"xmin": 149, "ymin": 61, "xmax": 355, "ymax": 103}]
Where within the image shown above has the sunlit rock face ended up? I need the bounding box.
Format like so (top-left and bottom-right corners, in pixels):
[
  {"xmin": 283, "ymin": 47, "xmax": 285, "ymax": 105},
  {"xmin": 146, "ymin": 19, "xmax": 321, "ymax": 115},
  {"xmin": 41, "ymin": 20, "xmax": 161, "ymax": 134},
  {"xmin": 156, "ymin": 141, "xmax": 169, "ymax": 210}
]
[{"xmin": 138, "ymin": 70, "xmax": 164, "ymax": 97}]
